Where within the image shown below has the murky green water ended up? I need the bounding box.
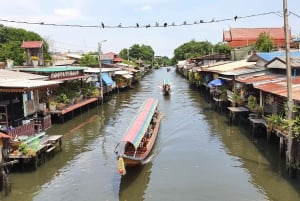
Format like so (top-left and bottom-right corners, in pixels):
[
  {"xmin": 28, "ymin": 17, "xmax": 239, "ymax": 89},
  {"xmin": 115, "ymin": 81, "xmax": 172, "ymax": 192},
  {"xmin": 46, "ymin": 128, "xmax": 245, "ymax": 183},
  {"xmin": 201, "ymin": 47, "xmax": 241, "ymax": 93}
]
[{"xmin": 1, "ymin": 67, "xmax": 300, "ymax": 201}]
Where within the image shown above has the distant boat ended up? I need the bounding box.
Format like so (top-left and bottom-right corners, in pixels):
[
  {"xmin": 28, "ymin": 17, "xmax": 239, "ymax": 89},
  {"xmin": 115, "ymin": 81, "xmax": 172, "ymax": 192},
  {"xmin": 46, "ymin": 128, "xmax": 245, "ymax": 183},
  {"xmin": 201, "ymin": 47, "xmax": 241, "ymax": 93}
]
[
  {"xmin": 162, "ymin": 79, "xmax": 171, "ymax": 96},
  {"xmin": 115, "ymin": 98, "xmax": 161, "ymax": 175},
  {"xmin": 167, "ymin": 67, "xmax": 171, "ymax": 72}
]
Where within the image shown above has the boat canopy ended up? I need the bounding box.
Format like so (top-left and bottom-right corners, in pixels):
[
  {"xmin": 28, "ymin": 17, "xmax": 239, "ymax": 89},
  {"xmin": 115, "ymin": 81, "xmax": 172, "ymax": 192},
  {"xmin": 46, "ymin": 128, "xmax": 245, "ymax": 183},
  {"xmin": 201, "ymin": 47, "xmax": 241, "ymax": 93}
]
[
  {"xmin": 163, "ymin": 79, "xmax": 170, "ymax": 85},
  {"xmin": 121, "ymin": 98, "xmax": 158, "ymax": 149}
]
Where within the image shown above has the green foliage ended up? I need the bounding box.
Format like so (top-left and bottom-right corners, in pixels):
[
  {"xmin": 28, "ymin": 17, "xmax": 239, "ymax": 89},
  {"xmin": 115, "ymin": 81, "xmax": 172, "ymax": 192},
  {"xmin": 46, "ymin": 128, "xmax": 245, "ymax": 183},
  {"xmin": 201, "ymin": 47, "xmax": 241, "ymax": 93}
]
[
  {"xmin": 266, "ymin": 113, "xmax": 282, "ymax": 130},
  {"xmin": 80, "ymin": 53, "xmax": 98, "ymax": 66},
  {"xmin": 255, "ymin": 32, "xmax": 274, "ymax": 52},
  {"xmin": 0, "ymin": 24, "xmax": 51, "ymax": 65},
  {"xmin": 0, "ymin": 41, "xmax": 24, "ymax": 65},
  {"xmin": 214, "ymin": 42, "xmax": 231, "ymax": 54},
  {"xmin": 173, "ymin": 40, "xmax": 213, "ymax": 62},
  {"xmin": 119, "ymin": 44, "xmax": 155, "ymax": 65},
  {"xmin": 119, "ymin": 48, "xmax": 129, "ymax": 60},
  {"xmin": 19, "ymin": 142, "xmax": 36, "ymax": 156}
]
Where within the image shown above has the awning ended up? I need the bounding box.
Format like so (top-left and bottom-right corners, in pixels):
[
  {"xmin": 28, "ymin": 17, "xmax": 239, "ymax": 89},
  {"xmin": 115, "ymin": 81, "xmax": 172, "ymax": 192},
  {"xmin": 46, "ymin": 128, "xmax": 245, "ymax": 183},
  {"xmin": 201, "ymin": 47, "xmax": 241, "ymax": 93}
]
[
  {"xmin": 102, "ymin": 73, "xmax": 114, "ymax": 86},
  {"xmin": 121, "ymin": 74, "xmax": 133, "ymax": 79}
]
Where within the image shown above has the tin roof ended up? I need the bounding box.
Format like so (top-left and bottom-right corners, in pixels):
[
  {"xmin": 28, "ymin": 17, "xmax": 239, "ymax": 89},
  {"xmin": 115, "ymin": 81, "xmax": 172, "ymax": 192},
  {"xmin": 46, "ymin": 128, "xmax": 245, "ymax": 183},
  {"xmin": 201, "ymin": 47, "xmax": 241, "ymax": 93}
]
[
  {"xmin": 256, "ymin": 51, "xmax": 300, "ymax": 62},
  {"xmin": 266, "ymin": 56, "xmax": 300, "ymax": 69},
  {"xmin": 0, "ymin": 69, "xmax": 48, "ymax": 80},
  {"xmin": 18, "ymin": 66, "xmax": 86, "ymax": 73},
  {"xmin": 237, "ymin": 73, "xmax": 300, "ymax": 101},
  {"xmin": 221, "ymin": 66, "xmax": 266, "ymax": 76},
  {"xmin": 0, "ymin": 78, "xmax": 62, "ymax": 92},
  {"xmin": 255, "ymin": 78, "xmax": 300, "ymax": 100},
  {"xmin": 202, "ymin": 60, "xmax": 256, "ymax": 73},
  {"xmin": 236, "ymin": 74, "xmax": 286, "ymax": 86}
]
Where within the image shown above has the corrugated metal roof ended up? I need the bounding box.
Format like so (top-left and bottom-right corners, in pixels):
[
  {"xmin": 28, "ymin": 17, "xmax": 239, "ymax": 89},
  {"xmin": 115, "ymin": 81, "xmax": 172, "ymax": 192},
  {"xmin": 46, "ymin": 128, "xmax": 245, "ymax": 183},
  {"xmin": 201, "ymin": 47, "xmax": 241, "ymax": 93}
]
[
  {"xmin": 239, "ymin": 74, "xmax": 300, "ymax": 101},
  {"xmin": 202, "ymin": 60, "xmax": 256, "ymax": 73},
  {"xmin": 221, "ymin": 66, "xmax": 266, "ymax": 76},
  {"xmin": 18, "ymin": 66, "xmax": 86, "ymax": 73},
  {"xmin": 266, "ymin": 56, "xmax": 300, "ymax": 69},
  {"xmin": 84, "ymin": 67, "xmax": 121, "ymax": 73},
  {"xmin": 255, "ymin": 81, "xmax": 300, "ymax": 101},
  {"xmin": 115, "ymin": 70, "xmax": 132, "ymax": 75},
  {"xmin": 0, "ymin": 69, "xmax": 48, "ymax": 80},
  {"xmin": 236, "ymin": 74, "xmax": 286, "ymax": 86},
  {"xmin": 257, "ymin": 51, "xmax": 300, "ymax": 62},
  {"xmin": 0, "ymin": 79, "xmax": 62, "ymax": 89}
]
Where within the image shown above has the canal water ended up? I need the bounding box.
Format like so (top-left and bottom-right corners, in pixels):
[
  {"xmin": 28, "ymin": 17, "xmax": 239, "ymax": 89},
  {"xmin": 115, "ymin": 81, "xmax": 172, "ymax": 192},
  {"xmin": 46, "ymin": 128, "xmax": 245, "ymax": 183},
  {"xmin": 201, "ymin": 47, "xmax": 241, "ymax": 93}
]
[{"xmin": 2, "ymin": 67, "xmax": 300, "ymax": 201}]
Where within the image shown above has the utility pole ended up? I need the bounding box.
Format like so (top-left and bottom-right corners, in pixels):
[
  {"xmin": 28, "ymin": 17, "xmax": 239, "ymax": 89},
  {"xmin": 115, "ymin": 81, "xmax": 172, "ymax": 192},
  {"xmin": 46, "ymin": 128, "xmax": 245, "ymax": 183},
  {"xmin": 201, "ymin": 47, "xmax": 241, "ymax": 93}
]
[
  {"xmin": 127, "ymin": 49, "xmax": 129, "ymax": 68},
  {"xmin": 98, "ymin": 40, "xmax": 107, "ymax": 103},
  {"xmin": 283, "ymin": 0, "xmax": 294, "ymax": 173}
]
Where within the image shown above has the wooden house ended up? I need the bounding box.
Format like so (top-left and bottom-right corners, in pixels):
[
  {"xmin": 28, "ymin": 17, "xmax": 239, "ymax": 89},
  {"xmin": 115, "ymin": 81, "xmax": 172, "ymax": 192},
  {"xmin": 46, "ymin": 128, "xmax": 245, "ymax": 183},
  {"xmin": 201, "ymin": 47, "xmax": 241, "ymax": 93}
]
[
  {"xmin": 101, "ymin": 52, "xmax": 123, "ymax": 64},
  {"xmin": 0, "ymin": 69, "xmax": 62, "ymax": 138}
]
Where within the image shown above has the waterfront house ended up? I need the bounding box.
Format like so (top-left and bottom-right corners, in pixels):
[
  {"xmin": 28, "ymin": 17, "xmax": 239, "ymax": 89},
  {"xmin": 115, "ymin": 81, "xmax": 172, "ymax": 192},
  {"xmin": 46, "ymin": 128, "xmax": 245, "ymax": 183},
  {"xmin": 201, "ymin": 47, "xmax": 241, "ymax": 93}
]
[
  {"xmin": 114, "ymin": 70, "xmax": 133, "ymax": 89},
  {"xmin": 84, "ymin": 67, "xmax": 117, "ymax": 94},
  {"xmin": 247, "ymin": 50, "xmax": 300, "ymax": 67},
  {"xmin": 101, "ymin": 52, "xmax": 123, "ymax": 64},
  {"xmin": 0, "ymin": 69, "xmax": 62, "ymax": 138},
  {"xmin": 16, "ymin": 66, "xmax": 101, "ymax": 123}
]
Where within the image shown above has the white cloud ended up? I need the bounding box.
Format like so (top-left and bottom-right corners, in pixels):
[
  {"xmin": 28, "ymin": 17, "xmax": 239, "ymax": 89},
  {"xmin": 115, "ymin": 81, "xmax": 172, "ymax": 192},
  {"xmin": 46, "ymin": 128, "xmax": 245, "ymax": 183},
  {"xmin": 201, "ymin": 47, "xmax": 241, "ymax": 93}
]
[
  {"xmin": 53, "ymin": 8, "xmax": 81, "ymax": 18},
  {"xmin": 141, "ymin": 5, "xmax": 152, "ymax": 11}
]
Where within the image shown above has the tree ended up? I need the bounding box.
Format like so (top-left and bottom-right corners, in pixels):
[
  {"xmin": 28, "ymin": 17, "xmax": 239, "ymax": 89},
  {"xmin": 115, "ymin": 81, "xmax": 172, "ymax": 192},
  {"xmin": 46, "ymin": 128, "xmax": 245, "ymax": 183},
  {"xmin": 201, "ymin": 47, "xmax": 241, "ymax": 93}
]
[
  {"xmin": 119, "ymin": 48, "xmax": 129, "ymax": 60},
  {"xmin": 80, "ymin": 54, "xmax": 98, "ymax": 66},
  {"xmin": 255, "ymin": 32, "xmax": 274, "ymax": 52},
  {"xmin": 214, "ymin": 42, "xmax": 231, "ymax": 54},
  {"xmin": 173, "ymin": 40, "xmax": 214, "ymax": 63},
  {"xmin": 0, "ymin": 24, "xmax": 51, "ymax": 65},
  {"xmin": 119, "ymin": 44, "xmax": 155, "ymax": 65}
]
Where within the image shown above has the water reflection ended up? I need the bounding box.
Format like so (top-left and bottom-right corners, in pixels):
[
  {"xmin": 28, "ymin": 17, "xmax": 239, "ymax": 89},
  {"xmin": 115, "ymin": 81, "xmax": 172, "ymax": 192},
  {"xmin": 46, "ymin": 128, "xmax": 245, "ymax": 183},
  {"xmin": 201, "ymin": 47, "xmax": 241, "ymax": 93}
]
[{"xmin": 119, "ymin": 162, "xmax": 152, "ymax": 201}]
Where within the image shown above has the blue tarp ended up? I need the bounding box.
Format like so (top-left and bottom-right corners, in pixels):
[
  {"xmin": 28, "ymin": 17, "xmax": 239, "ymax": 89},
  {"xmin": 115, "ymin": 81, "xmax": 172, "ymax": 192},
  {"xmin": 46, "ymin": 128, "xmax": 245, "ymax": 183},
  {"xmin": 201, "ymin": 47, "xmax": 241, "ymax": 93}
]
[
  {"xmin": 208, "ymin": 78, "xmax": 223, "ymax": 87},
  {"xmin": 102, "ymin": 72, "xmax": 113, "ymax": 86}
]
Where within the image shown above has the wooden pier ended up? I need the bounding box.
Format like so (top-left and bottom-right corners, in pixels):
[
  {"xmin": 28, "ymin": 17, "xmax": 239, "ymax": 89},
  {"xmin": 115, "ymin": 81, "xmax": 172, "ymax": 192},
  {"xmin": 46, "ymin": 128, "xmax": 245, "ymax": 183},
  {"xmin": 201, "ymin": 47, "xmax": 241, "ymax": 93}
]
[{"xmin": 8, "ymin": 134, "xmax": 62, "ymax": 170}]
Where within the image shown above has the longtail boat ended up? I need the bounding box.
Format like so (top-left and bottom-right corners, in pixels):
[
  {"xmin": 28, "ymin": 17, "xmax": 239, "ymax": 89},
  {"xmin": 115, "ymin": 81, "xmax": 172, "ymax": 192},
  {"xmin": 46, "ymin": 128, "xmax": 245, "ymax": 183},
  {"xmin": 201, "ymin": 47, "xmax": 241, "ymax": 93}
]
[
  {"xmin": 162, "ymin": 79, "xmax": 171, "ymax": 96},
  {"xmin": 115, "ymin": 98, "xmax": 161, "ymax": 175}
]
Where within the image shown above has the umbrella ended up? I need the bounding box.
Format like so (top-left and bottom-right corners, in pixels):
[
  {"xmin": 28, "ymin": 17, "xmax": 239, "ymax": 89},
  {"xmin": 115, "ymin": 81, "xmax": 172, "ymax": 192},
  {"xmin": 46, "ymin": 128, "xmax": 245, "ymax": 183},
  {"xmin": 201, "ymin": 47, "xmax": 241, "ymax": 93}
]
[{"xmin": 208, "ymin": 78, "xmax": 223, "ymax": 87}]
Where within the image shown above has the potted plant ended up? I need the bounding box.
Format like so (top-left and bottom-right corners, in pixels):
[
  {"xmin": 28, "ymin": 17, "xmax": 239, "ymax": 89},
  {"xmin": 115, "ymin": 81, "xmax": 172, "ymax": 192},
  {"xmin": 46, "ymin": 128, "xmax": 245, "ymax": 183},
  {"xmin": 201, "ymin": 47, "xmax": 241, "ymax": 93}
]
[
  {"xmin": 44, "ymin": 59, "xmax": 52, "ymax": 66},
  {"xmin": 6, "ymin": 58, "xmax": 14, "ymax": 68},
  {"xmin": 30, "ymin": 56, "xmax": 39, "ymax": 67},
  {"xmin": 49, "ymin": 101, "xmax": 57, "ymax": 111}
]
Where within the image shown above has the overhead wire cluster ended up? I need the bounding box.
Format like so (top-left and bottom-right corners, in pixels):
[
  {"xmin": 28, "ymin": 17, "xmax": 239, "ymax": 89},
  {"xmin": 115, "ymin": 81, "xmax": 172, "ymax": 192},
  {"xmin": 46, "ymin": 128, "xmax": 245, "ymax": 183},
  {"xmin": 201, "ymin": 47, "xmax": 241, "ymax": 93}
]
[{"xmin": 0, "ymin": 10, "xmax": 297, "ymax": 29}]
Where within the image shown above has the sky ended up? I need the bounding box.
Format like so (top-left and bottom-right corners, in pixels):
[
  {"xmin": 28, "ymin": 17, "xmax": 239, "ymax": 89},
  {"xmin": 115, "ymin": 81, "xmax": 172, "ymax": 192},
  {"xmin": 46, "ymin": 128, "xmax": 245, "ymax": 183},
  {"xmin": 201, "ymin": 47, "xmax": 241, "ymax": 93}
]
[{"xmin": 0, "ymin": 0, "xmax": 299, "ymax": 58}]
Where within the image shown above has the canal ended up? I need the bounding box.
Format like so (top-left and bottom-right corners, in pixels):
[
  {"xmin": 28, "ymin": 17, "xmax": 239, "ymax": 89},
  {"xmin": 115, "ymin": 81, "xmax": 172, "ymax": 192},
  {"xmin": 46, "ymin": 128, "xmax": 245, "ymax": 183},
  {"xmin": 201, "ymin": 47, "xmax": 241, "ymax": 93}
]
[{"xmin": 2, "ymin": 67, "xmax": 300, "ymax": 201}]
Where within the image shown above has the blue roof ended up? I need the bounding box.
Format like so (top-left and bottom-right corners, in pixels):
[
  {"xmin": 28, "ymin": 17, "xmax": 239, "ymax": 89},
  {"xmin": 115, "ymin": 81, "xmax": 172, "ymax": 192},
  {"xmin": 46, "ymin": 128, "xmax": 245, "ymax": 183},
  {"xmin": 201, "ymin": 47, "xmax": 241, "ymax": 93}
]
[
  {"xmin": 102, "ymin": 72, "xmax": 113, "ymax": 86},
  {"xmin": 257, "ymin": 51, "xmax": 300, "ymax": 62}
]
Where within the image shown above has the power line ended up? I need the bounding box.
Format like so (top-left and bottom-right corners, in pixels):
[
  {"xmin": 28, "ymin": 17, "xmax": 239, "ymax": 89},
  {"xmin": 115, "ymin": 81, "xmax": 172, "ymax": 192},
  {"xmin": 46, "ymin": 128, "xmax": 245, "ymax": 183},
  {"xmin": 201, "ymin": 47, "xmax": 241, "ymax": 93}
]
[{"xmin": 0, "ymin": 11, "xmax": 291, "ymax": 29}]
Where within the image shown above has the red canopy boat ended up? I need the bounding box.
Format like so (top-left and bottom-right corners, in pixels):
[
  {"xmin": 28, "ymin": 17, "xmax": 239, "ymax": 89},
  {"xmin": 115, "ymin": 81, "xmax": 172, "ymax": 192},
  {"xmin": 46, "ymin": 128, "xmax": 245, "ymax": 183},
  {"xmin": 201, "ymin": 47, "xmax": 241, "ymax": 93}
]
[{"xmin": 115, "ymin": 98, "xmax": 161, "ymax": 175}]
